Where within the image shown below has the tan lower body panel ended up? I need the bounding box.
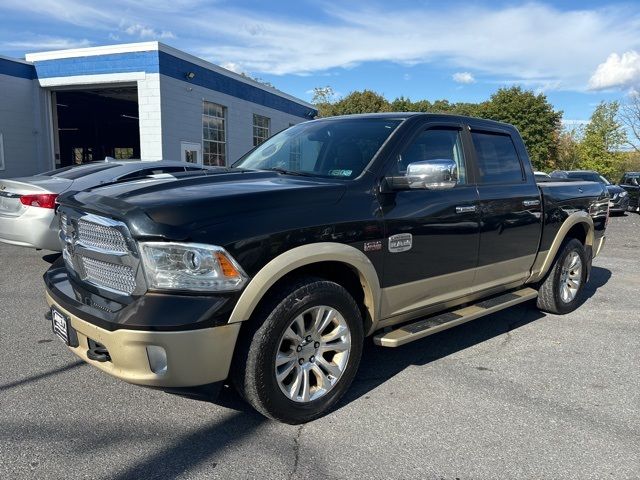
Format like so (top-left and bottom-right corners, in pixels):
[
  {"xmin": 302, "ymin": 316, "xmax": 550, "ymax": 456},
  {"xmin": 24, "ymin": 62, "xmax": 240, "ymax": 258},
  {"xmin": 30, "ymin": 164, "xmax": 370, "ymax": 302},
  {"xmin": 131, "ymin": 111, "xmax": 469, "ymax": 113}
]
[
  {"xmin": 46, "ymin": 292, "xmax": 240, "ymax": 388},
  {"xmin": 593, "ymin": 235, "xmax": 606, "ymax": 258},
  {"xmin": 374, "ymin": 287, "xmax": 538, "ymax": 347},
  {"xmin": 378, "ymin": 255, "xmax": 535, "ymax": 321}
]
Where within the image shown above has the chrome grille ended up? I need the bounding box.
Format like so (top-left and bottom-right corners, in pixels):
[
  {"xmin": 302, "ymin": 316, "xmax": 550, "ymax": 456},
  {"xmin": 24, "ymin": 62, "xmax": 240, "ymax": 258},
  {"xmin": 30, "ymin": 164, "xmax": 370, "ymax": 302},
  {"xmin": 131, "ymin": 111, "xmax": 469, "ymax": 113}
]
[
  {"xmin": 77, "ymin": 219, "xmax": 128, "ymax": 253},
  {"xmin": 60, "ymin": 213, "xmax": 69, "ymax": 236},
  {"xmin": 81, "ymin": 256, "xmax": 136, "ymax": 295},
  {"xmin": 60, "ymin": 211, "xmax": 144, "ymax": 296}
]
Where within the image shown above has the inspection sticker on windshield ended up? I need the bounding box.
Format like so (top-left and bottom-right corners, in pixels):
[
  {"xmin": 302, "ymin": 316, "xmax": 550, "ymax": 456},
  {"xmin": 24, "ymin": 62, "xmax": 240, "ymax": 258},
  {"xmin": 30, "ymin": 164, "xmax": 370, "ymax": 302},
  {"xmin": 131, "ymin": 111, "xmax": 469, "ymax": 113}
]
[
  {"xmin": 388, "ymin": 233, "xmax": 413, "ymax": 253},
  {"xmin": 328, "ymin": 169, "xmax": 352, "ymax": 177}
]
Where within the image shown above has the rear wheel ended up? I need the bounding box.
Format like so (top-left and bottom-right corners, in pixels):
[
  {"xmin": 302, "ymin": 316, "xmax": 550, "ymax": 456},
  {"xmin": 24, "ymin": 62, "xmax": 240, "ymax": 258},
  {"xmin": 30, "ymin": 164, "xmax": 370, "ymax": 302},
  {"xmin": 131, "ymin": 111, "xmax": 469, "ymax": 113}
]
[
  {"xmin": 536, "ymin": 238, "xmax": 588, "ymax": 314},
  {"xmin": 231, "ymin": 277, "xmax": 364, "ymax": 424}
]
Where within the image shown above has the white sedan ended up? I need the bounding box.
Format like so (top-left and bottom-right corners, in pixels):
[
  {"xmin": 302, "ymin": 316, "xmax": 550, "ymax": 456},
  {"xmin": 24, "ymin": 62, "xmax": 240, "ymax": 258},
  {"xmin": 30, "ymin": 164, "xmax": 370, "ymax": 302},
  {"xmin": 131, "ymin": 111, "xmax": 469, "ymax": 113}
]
[{"xmin": 0, "ymin": 160, "xmax": 209, "ymax": 251}]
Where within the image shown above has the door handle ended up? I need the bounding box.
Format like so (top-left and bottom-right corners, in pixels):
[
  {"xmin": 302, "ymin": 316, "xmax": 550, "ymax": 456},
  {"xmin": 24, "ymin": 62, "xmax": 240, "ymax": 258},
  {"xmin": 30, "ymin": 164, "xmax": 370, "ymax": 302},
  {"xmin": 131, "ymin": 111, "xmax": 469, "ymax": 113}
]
[
  {"xmin": 523, "ymin": 199, "xmax": 540, "ymax": 207},
  {"xmin": 455, "ymin": 205, "xmax": 477, "ymax": 214}
]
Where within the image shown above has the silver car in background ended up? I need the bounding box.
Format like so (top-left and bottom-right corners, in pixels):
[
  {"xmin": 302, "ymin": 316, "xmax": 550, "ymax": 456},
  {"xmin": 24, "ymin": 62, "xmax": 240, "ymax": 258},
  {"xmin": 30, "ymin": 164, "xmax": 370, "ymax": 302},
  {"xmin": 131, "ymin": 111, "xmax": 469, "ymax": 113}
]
[{"xmin": 0, "ymin": 160, "xmax": 208, "ymax": 251}]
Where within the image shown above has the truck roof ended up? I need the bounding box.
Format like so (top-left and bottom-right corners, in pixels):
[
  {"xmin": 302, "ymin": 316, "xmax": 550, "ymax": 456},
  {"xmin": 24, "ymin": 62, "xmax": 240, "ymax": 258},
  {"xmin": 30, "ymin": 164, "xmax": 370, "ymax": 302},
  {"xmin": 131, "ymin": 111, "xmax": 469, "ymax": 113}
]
[{"xmin": 316, "ymin": 112, "xmax": 517, "ymax": 130}]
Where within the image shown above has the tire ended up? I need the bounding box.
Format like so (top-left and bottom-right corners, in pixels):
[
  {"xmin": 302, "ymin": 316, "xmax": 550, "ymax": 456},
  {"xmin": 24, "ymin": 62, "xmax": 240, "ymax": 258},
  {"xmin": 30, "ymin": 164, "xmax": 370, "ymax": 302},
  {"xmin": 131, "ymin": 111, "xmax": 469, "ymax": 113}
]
[
  {"xmin": 230, "ymin": 277, "xmax": 364, "ymax": 424},
  {"xmin": 536, "ymin": 238, "xmax": 588, "ymax": 315}
]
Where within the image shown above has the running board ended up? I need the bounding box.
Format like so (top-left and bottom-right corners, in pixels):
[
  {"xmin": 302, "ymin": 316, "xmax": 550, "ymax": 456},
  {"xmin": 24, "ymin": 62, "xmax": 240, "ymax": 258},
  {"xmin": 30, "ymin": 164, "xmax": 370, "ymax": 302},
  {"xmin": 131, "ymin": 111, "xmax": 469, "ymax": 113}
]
[{"xmin": 373, "ymin": 288, "xmax": 538, "ymax": 347}]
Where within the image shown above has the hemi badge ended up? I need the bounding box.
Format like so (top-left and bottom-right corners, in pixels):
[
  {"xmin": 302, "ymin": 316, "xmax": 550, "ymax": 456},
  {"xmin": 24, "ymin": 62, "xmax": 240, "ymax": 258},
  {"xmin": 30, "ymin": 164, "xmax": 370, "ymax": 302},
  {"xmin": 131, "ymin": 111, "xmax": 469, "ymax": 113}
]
[
  {"xmin": 388, "ymin": 233, "xmax": 412, "ymax": 253},
  {"xmin": 364, "ymin": 240, "xmax": 382, "ymax": 252}
]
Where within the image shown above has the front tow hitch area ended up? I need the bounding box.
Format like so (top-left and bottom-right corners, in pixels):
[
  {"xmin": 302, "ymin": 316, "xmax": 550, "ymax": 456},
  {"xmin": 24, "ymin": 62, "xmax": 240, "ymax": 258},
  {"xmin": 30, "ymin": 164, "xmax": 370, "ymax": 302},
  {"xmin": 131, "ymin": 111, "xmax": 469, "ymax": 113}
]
[{"xmin": 87, "ymin": 339, "xmax": 111, "ymax": 362}]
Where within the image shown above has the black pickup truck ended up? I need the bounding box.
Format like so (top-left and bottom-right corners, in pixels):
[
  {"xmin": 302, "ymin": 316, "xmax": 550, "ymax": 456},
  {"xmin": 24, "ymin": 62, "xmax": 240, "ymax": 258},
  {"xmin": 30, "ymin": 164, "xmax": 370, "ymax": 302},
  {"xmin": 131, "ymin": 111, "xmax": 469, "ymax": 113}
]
[{"xmin": 44, "ymin": 113, "xmax": 609, "ymax": 424}]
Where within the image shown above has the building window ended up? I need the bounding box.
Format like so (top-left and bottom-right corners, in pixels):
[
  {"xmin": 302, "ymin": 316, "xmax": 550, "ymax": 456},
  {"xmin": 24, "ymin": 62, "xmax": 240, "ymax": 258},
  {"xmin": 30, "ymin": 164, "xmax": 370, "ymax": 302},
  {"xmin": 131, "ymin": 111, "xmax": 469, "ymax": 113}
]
[
  {"xmin": 114, "ymin": 147, "xmax": 134, "ymax": 159},
  {"xmin": 0, "ymin": 133, "xmax": 4, "ymax": 171},
  {"xmin": 203, "ymin": 101, "xmax": 227, "ymax": 166},
  {"xmin": 253, "ymin": 114, "xmax": 270, "ymax": 147}
]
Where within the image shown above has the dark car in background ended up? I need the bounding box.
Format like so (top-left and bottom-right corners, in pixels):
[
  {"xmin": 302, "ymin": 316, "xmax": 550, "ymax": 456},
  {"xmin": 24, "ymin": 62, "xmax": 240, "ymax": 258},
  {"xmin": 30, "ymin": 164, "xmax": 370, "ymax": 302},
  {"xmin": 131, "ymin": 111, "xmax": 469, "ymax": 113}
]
[
  {"xmin": 0, "ymin": 160, "xmax": 209, "ymax": 251},
  {"xmin": 619, "ymin": 172, "xmax": 640, "ymax": 212},
  {"xmin": 550, "ymin": 170, "xmax": 629, "ymax": 215}
]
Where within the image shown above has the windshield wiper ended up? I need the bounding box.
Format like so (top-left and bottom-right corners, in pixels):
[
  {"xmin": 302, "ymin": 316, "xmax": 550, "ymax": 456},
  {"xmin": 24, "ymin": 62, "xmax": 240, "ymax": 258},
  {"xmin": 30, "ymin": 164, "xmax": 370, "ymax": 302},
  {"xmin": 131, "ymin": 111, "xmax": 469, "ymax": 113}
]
[{"xmin": 263, "ymin": 167, "xmax": 313, "ymax": 177}]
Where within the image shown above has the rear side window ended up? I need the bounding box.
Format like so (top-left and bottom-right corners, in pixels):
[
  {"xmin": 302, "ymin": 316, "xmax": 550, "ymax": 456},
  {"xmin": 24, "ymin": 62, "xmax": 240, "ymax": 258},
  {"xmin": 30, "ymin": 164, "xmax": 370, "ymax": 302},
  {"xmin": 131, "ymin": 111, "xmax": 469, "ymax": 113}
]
[
  {"xmin": 471, "ymin": 132, "xmax": 524, "ymax": 185},
  {"xmin": 41, "ymin": 164, "xmax": 118, "ymax": 179}
]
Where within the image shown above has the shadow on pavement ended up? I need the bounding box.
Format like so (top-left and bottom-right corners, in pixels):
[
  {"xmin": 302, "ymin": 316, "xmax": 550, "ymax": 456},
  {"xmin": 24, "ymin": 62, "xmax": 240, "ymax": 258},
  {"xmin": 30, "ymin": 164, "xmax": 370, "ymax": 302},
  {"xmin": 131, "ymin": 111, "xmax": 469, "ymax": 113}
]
[
  {"xmin": 41, "ymin": 252, "xmax": 61, "ymax": 264},
  {"xmin": 342, "ymin": 265, "xmax": 612, "ymax": 410},
  {"xmin": 205, "ymin": 266, "xmax": 613, "ymax": 417},
  {"xmin": 0, "ymin": 360, "xmax": 85, "ymax": 392}
]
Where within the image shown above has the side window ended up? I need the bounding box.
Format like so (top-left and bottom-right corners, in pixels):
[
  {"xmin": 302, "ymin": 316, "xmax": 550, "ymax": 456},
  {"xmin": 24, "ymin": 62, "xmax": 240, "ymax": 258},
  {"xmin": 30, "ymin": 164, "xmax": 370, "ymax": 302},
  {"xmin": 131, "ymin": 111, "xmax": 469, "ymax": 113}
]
[
  {"xmin": 471, "ymin": 132, "xmax": 524, "ymax": 185},
  {"xmin": 392, "ymin": 128, "xmax": 467, "ymax": 184}
]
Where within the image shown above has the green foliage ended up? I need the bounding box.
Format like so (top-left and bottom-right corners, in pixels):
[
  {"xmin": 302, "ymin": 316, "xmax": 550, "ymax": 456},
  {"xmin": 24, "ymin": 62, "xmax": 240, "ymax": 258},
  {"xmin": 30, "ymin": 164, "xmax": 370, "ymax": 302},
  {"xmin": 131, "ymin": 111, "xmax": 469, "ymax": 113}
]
[
  {"xmin": 578, "ymin": 101, "xmax": 627, "ymax": 178},
  {"xmin": 312, "ymin": 86, "xmax": 561, "ymax": 170},
  {"xmin": 481, "ymin": 87, "xmax": 562, "ymax": 171},
  {"xmin": 322, "ymin": 90, "xmax": 392, "ymax": 116},
  {"xmin": 556, "ymin": 127, "xmax": 584, "ymax": 171}
]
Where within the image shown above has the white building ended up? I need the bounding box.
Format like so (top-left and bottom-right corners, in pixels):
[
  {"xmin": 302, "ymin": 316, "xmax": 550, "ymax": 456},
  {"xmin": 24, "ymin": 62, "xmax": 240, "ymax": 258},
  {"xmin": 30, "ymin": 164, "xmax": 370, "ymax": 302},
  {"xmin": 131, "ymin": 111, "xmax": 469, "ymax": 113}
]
[{"xmin": 0, "ymin": 42, "xmax": 317, "ymax": 178}]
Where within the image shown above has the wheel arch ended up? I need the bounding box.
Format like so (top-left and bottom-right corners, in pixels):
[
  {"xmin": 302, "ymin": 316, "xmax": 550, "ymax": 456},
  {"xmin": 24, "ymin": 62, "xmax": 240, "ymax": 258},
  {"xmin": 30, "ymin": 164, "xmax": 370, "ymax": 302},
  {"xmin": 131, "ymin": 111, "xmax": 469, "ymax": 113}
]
[
  {"xmin": 528, "ymin": 211, "xmax": 594, "ymax": 283},
  {"xmin": 228, "ymin": 243, "xmax": 381, "ymax": 335}
]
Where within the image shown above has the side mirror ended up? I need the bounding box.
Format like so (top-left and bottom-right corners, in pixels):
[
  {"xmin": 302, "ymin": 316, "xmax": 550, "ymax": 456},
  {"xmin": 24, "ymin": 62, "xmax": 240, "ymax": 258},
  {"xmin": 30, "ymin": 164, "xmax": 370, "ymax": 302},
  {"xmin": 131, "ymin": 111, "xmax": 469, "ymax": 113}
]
[{"xmin": 385, "ymin": 158, "xmax": 458, "ymax": 191}]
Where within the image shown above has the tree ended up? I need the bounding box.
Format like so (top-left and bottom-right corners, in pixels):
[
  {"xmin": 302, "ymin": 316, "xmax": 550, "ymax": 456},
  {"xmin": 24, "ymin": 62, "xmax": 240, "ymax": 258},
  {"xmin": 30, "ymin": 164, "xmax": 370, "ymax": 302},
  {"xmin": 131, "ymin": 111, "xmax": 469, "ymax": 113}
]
[
  {"xmin": 619, "ymin": 92, "xmax": 640, "ymax": 153},
  {"xmin": 578, "ymin": 101, "xmax": 627, "ymax": 179},
  {"xmin": 556, "ymin": 126, "xmax": 584, "ymax": 171},
  {"xmin": 482, "ymin": 87, "xmax": 563, "ymax": 171},
  {"xmin": 326, "ymin": 90, "xmax": 391, "ymax": 116},
  {"xmin": 311, "ymin": 86, "xmax": 336, "ymax": 118}
]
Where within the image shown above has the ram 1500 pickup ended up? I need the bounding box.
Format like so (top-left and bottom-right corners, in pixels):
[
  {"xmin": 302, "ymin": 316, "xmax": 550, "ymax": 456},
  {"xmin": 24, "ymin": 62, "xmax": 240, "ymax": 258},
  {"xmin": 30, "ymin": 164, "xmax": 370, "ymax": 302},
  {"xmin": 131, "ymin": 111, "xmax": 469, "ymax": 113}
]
[{"xmin": 44, "ymin": 113, "xmax": 609, "ymax": 424}]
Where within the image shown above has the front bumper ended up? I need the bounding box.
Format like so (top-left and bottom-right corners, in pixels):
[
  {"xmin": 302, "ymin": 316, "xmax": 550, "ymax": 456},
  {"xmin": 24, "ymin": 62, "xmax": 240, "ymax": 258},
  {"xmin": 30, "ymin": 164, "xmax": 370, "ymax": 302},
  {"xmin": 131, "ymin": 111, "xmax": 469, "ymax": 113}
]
[
  {"xmin": 0, "ymin": 208, "xmax": 61, "ymax": 250},
  {"xmin": 609, "ymin": 195, "xmax": 630, "ymax": 213},
  {"xmin": 46, "ymin": 291, "xmax": 241, "ymax": 387}
]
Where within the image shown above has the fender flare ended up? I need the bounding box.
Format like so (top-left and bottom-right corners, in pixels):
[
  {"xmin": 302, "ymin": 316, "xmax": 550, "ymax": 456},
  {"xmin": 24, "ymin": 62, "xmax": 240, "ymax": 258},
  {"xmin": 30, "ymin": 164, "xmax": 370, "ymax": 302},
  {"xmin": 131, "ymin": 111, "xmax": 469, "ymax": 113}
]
[
  {"xmin": 228, "ymin": 243, "xmax": 381, "ymax": 332},
  {"xmin": 528, "ymin": 211, "xmax": 594, "ymax": 283}
]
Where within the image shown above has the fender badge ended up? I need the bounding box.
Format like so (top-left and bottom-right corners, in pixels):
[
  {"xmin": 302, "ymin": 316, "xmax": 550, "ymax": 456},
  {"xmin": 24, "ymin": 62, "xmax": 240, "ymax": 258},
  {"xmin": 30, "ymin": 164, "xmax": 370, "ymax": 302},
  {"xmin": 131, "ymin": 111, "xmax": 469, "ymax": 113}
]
[
  {"xmin": 364, "ymin": 240, "xmax": 382, "ymax": 252},
  {"xmin": 388, "ymin": 233, "xmax": 412, "ymax": 253}
]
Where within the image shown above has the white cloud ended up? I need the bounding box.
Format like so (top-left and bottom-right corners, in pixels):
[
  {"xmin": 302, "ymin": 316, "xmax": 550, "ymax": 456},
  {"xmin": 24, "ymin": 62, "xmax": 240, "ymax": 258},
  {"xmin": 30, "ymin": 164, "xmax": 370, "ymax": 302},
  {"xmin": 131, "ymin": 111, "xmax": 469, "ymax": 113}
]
[
  {"xmin": 403, "ymin": 73, "xmax": 411, "ymax": 81},
  {"xmin": 588, "ymin": 51, "xmax": 640, "ymax": 90},
  {"xmin": 220, "ymin": 62, "xmax": 243, "ymax": 74},
  {"xmin": 123, "ymin": 23, "xmax": 175, "ymax": 40},
  {"xmin": 0, "ymin": 36, "xmax": 92, "ymax": 51},
  {"xmin": 452, "ymin": 72, "xmax": 475, "ymax": 84},
  {"xmin": 2, "ymin": 1, "xmax": 640, "ymax": 92}
]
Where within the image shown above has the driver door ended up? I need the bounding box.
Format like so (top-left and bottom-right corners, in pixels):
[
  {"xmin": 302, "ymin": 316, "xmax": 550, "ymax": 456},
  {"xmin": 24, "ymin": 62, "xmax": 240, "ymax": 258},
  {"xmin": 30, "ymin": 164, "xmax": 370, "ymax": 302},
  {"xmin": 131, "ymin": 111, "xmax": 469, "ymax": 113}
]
[{"xmin": 380, "ymin": 123, "xmax": 480, "ymax": 319}]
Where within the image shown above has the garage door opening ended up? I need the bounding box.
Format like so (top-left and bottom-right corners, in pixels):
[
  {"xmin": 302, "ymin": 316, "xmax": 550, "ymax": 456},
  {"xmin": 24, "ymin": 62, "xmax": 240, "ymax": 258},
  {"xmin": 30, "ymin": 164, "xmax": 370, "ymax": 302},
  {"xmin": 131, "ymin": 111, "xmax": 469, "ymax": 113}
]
[{"xmin": 52, "ymin": 86, "xmax": 140, "ymax": 167}]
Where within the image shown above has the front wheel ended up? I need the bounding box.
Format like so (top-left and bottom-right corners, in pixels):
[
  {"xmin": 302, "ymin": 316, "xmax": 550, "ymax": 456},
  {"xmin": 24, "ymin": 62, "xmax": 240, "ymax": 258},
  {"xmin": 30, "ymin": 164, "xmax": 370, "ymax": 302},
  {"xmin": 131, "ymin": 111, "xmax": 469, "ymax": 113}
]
[
  {"xmin": 536, "ymin": 238, "xmax": 588, "ymax": 314},
  {"xmin": 231, "ymin": 277, "xmax": 364, "ymax": 424}
]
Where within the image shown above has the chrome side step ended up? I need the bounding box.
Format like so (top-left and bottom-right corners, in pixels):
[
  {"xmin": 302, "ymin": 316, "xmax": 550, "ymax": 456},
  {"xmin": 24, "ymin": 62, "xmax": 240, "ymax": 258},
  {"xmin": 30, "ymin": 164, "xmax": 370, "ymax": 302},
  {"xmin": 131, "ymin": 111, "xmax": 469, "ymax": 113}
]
[{"xmin": 373, "ymin": 287, "xmax": 538, "ymax": 347}]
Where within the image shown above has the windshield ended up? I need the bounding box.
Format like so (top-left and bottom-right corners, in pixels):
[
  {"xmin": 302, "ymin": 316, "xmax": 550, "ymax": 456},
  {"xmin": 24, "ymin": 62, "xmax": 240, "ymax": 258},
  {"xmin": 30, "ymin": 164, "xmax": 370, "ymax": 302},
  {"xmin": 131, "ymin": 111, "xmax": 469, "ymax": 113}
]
[
  {"xmin": 598, "ymin": 175, "xmax": 611, "ymax": 185},
  {"xmin": 234, "ymin": 118, "xmax": 402, "ymax": 179},
  {"xmin": 567, "ymin": 172, "xmax": 601, "ymax": 183}
]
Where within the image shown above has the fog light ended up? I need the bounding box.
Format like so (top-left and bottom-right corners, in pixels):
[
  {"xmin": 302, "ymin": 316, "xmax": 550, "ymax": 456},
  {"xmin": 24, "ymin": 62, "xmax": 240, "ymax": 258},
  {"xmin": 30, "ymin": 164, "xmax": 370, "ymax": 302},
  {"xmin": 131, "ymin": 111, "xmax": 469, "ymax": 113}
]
[{"xmin": 146, "ymin": 345, "xmax": 168, "ymax": 375}]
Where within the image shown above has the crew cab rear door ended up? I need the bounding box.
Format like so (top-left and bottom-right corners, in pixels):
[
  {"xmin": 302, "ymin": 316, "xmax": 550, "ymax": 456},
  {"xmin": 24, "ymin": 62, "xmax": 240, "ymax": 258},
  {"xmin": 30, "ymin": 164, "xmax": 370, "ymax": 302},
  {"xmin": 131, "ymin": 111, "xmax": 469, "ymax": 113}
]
[
  {"xmin": 467, "ymin": 124, "xmax": 542, "ymax": 289},
  {"xmin": 379, "ymin": 121, "xmax": 481, "ymax": 318}
]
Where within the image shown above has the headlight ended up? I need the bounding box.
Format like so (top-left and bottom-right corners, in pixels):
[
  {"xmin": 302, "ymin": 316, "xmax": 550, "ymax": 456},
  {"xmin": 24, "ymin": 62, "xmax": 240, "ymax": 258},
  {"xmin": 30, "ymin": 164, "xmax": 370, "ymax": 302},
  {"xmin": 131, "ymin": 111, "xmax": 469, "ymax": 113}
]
[
  {"xmin": 139, "ymin": 242, "xmax": 248, "ymax": 292},
  {"xmin": 619, "ymin": 191, "xmax": 628, "ymax": 197}
]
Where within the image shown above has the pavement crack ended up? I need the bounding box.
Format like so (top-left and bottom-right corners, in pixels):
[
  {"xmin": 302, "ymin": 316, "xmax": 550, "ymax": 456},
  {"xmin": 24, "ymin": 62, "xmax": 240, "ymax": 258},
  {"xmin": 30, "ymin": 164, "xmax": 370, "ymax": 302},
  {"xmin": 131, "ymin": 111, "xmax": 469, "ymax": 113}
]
[{"xmin": 288, "ymin": 424, "xmax": 304, "ymax": 480}]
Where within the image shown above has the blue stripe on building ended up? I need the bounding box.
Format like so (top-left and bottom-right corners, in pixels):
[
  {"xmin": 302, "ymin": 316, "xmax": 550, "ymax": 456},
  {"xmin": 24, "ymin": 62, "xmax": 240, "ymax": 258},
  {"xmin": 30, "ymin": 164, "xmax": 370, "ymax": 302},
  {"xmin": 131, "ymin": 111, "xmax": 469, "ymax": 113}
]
[
  {"xmin": 0, "ymin": 57, "xmax": 36, "ymax": 79},
  {"xmin": 158, "ymin": 51, "xmax": 315, "ymax": 119},
  {"xmin": 30, "ymin": 50, "xmax": 316, "ymax": 118},
  {"xmin": 32, "ymin": 51, "xmax": 160, "ymax": 78}
]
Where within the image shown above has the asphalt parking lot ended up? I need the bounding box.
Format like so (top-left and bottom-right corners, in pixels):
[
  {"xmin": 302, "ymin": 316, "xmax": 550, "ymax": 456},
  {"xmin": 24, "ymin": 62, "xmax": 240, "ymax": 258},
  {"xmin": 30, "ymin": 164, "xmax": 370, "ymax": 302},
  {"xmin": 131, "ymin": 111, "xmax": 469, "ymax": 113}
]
[{"xmin": 1, "ymin": 214, "xmax": 639, "ymax": 480}]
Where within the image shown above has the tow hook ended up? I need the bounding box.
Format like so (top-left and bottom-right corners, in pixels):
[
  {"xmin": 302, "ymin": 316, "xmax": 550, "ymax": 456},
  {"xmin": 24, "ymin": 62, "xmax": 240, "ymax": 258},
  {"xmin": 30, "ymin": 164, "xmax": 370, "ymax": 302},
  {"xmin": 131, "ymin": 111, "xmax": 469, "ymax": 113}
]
[{"xmin": 87, "ymin": 339, "xmax": 111, "ymax": 362}]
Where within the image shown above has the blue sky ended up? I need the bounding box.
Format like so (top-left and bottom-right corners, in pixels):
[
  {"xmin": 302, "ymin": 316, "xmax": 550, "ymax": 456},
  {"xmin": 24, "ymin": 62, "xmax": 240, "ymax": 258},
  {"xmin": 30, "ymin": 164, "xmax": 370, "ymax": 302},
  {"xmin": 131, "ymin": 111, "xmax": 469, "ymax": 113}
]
[{"xmin": 1, "ymin": 0, "xmax": 640, "ymax": 123}]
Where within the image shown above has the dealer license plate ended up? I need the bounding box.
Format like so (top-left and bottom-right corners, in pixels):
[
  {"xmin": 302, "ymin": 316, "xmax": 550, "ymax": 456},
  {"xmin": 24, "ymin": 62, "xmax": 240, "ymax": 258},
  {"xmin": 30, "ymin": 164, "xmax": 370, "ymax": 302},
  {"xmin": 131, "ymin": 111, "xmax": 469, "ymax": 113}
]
[{"xmin": 51, "ymin": 307, "xmax": 70, "ymax": 345}]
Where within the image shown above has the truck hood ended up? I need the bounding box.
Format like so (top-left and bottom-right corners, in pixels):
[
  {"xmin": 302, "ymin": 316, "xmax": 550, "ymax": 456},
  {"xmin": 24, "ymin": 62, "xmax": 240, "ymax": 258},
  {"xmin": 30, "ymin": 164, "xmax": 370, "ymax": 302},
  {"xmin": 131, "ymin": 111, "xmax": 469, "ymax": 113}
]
[{"xmin": 58, "ymin": 170, "xmax": 347, "ymax": 240}]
